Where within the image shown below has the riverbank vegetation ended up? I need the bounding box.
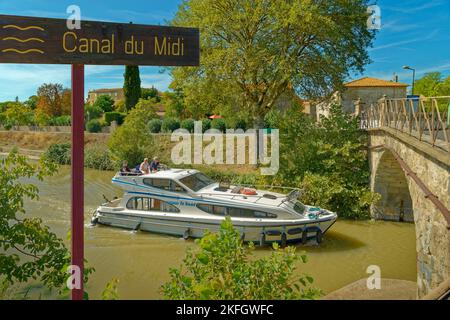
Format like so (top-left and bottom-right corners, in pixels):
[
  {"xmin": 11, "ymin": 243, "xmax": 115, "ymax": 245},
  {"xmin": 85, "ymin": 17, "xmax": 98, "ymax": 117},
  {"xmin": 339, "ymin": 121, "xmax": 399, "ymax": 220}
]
[
  {"xmin": 162, "ymin": 217, "xmax": 321, "ymax": 300},
  {"xmin": 0, "ymin": 151, "xmax": 94, "ymax": 299}
]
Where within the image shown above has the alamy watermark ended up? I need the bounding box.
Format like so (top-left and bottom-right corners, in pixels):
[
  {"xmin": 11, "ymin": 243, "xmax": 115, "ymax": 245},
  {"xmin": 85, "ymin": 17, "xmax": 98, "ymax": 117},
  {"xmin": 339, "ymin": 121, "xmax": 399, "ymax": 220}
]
[
  {"xmin": 171, "ymin": 121, "xmax": 279, "ymax": 175},
  {"xmin": 367, "ymin": 5, "xmax": 381, "ymax": 30},
  {"xmin": 366, "ymin": 265, "xmax": 381, "ymax": 290}
]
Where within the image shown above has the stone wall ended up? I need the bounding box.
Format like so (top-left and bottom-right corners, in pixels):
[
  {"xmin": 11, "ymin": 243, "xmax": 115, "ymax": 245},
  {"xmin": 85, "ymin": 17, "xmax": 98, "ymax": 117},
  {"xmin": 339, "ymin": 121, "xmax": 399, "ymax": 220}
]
[
  {"xmin": 342, "ymin": 87, "xmax": 407, "ymax": 113},
  {"xmin": 369, "ymin": 130, "xmax": 450, "ymax": 298}
]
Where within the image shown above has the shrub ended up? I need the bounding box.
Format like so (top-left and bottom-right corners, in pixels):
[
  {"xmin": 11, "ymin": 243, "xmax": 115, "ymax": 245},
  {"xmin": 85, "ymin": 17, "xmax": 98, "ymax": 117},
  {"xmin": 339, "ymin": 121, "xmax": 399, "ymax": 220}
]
[
  {"xmin": 44, "ymin": 143, "xmax": 71, "ymax": 165},
  {"xmin": 86, "ymin": 119, "xmax": 102, "ymax": 133},
  {"xmin": 84, "ymin": 146, "xmax": 115, "ymax": 171},
  {"xmin": 94, "ymin": 95, "xmax": 115, "ymax": 113},
  {"xmin": 104, "ymin": 112, "xmax": 126, "ymax": 126},
  {"xmin": 85, "ymin": 104, "xmax": 103, "ymax": 120},
  {"xmin": 234, "ymin": 118, "xmax": 247, "ymax": 130},
  {"xmin": 147, "ymin": 118, "xmax": 162, "ymax": 133},
  {"xmin": 162, "ymin": 217, "xmax": 321, "ymax": 300},
  {"xmin": 264, "ymin": 109, "xmax": 282, "ymax": 128},
  {"xmin": 108, "ymin": 101, "xmax": 158, "ymax": 168},
  {"xmin": 161, "ymin": 117, "xmax": 180, "ymax": 133},
  {"xmin": 211, "ymin": 118, "xmax": 226, "ymax": 132},
  {"xmin": 180, "ymin": 118, "xmax": 195, "ymax": 132},
  {"xmin": 200, "ymin": 118, "xmax": 211, "ymax": 133},
  {"xmin": 49, "ymin": 115, "xmax": 71, "ymax": 126}
]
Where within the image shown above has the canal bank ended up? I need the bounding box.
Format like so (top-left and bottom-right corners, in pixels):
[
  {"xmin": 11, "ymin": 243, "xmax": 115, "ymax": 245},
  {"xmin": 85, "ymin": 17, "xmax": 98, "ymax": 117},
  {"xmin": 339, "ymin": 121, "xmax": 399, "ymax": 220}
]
[{"xmin": 13, "ymin": 165, "xmax": 417, "ymax": 299}]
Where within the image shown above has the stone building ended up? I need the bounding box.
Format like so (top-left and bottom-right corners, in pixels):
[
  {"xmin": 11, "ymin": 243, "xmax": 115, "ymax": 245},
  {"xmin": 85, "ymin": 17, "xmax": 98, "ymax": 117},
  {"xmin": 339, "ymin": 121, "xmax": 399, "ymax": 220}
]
[
  {"xmin": 87, "ymin": 88, "xmax": 124, "ymax": 104},
  {"xmin": 316, "ymin": 77, "xmax": 409, "ymax": 119}
]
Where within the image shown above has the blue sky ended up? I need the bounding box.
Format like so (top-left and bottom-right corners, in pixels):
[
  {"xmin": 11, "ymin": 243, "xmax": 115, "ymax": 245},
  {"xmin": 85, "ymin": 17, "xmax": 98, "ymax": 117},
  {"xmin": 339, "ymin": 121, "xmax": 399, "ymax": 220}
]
[{"xmin": 0, "ymin": 0, "xmax": 449, "ymax": 101}]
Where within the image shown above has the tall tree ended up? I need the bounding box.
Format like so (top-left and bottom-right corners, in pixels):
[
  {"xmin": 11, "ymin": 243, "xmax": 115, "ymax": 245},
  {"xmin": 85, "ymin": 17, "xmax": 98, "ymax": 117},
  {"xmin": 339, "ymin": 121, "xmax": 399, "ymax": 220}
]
[
  {"xmin": 171, "ymin": 0, "xmax": 375, "ymax": 127},
  {"xmin": 123, "ymin": 66, "xmax": 142, "ymax": 111},
  {"xmin": 36, "ymin": 83, "xmax": 64, "ymax": 117},
  {"xmin": 414, "ymin": 72, "xmax": 450, "ymax": 97}
]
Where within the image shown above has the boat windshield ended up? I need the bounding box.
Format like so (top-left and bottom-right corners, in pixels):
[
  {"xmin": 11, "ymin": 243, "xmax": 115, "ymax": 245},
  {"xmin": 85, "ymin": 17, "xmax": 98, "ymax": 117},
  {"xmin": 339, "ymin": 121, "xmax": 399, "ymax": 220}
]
[
  {"xmin": 179, "ymin": 172, "xmax": 216, "ymax": 192},
  {"xmin": 293, "ymin": 201, "xmax": 306, "ymax": 215}
]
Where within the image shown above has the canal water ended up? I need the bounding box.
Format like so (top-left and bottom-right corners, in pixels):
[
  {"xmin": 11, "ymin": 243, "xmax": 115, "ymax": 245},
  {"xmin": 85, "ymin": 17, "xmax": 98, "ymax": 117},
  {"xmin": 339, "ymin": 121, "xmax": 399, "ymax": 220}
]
[{"xmin": 22, "ymin": 166, "xmax": 417, "ymax": 299}]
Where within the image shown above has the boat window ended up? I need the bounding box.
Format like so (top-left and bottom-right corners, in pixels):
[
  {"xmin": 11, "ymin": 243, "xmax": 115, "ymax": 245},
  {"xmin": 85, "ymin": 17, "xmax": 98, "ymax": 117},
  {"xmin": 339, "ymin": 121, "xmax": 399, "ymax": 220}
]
[
  {"xmin": 196, "ymin": 204, "xmax": 212, "ymax": 213},
  {"xmin": 143, "ymin": 178, "xmax": 187, "ymax": 193},
  {"xmin": 196, "ymin": 204, "xmax": 277, "ymax": 218},
  {"xmin": 180, "ymin": 173, "xmax": 216, "ymax": 192},
  {"xmin": 293, "ymin": 201, "xmax": 306, "ymax": 215},
  {"xmin": 126, "ymin": 197, "xmax": 180, "ymax": 213}
]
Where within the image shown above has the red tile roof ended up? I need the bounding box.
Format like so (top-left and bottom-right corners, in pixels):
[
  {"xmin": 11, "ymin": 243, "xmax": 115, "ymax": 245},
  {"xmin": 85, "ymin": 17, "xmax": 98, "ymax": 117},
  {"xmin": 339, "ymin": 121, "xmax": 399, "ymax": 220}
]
[{"xmin": 345, "ymin": 77, "xmax": 409, "ymax": 88}]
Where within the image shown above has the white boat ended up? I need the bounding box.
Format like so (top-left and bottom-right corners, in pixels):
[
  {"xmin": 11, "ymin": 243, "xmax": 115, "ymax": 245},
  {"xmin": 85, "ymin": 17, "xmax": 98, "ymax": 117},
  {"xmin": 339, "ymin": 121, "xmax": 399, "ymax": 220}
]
[{"xmin": 92, "ymin": 168, "xmax": 338, "ymax": 245}]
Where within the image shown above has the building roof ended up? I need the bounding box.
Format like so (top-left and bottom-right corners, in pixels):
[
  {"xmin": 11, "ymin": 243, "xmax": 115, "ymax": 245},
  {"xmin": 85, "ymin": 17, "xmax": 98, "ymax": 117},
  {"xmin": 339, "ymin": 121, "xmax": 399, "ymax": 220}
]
[
  {"xmin": 345, "ymin": 77, "xmax": 409, "ymax": 88},
  {"xmin": 89, "ymin": 88, "xmax": 123, "ymax": 93}
]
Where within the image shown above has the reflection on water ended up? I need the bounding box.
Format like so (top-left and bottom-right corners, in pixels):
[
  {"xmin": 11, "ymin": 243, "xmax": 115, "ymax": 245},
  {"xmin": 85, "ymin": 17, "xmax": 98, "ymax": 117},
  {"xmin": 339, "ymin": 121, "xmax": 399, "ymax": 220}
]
[{"xmin": 19, "ymin": 166, "xmax": 416, "ymax": 299}]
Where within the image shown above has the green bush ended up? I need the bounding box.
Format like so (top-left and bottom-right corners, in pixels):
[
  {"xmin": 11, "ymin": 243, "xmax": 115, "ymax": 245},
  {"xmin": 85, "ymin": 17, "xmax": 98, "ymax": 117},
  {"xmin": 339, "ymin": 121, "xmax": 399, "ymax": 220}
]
[
  {"xmin": 84, "ymin": 146, "xmax": 115, "ymax": 171},
  {"xmin": 161, "ymin": 117, "xmax": 180, "ymax": 133},
  {"xmin": 104, "ymin": 112, "xmax": 126, "ymax": 126},
  {"xmin": 211, "ymin": 118, "xmax": 226, "ymax": 132},
  {"xmin": 180, "ymin": 118, "xmax": 195, "ymax": 132},
  {"xmin": 94, "ymin": 95, "xmax": 115, "ymax": 113},
  {"xmin": 200, "ymin": 118, "xmax": 211, "ymax": 132},
  {"xmin": 85, "ymin": 104, "xmax": 103, "ymax": 120},
  {"xmin": 162, "ymin": 217, "xmax": 321, "ymax": 300},
  {"xmin": 44, "ymin": 143, "xmax": 71, "ymax": 165},
  {"xmin": 49, "ymin": 116, "xmax": 71, "ymax": 126},
  {"xmin": 86, "ymin": 119, "xmax": 102, "ymax": 133},
  {"xmin": 264, "ymin": 109, "xmax": 282, "ymax": 129},
  {"xmin": 234, "ymin": 118, "xmax": 247, "ymax": 130},
  {"xmin": 147, "ymin": 118, "xmax": 162, "ymax": 133}
]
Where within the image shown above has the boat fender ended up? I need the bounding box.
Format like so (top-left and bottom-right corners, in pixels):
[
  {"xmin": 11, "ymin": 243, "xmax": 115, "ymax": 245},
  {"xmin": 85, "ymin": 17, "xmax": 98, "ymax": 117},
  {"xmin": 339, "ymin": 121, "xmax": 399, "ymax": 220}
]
[
  {"xmin": 281, "ymin": 233, "xmax": 287, "ymax": 247},
  {"xmin": 240, "ymin": 232, "xmax": 245, "ymax": 242},
  {"xmin": 242, "ymin": 188, "xmax": 257, "ymax": 196},
  {"xmin": 133, "ymin": 222, "xmax": 141, "ymax": 232},
  {"xmin": 316, "ymin": 229, "xmax": 323, "ymax": 244},
  {"xmin": 183, "ymin": 228, "xmax": 190, "ymax": 240},
  {"xmin": 259, "ymin": 232, "xmax": 266, "ymax": 247}
]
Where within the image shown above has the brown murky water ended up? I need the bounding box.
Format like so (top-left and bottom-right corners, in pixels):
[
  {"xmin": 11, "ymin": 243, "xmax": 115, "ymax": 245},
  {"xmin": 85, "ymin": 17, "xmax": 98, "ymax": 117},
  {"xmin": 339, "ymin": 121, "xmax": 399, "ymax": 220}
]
[{"xmin": 20, "ymin": 166, "xmax": 417, "ymax": 299}]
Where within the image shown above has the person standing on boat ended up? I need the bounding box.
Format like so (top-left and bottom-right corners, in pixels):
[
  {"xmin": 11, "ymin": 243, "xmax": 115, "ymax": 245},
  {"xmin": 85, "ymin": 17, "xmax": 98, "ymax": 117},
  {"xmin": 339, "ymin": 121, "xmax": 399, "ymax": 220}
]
[
  {"xmin": 150, "ymin": 156, "xmax": 159, "ymax": 172},
  {"xmin": 139, "ymin": 158, "xmax": 150, "ymax": 174}
]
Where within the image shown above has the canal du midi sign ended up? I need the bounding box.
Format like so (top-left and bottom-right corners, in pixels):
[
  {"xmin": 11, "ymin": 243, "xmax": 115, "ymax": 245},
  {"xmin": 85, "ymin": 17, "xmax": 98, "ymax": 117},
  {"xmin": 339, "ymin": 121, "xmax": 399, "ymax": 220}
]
[
  {"xmin": 0, "ymin": 13, "xmax": 199, "ymax": 300},
  {"xmin": 0, "ymin": 14, "xmax": 199, "ymax": 66}
]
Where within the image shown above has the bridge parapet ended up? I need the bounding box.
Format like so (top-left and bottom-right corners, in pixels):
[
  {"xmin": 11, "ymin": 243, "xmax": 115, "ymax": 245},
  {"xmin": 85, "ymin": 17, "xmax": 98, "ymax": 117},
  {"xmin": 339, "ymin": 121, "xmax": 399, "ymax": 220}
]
[{"xmin": 362, "ymin": 96, "xmax": 450, "ymax": 154}]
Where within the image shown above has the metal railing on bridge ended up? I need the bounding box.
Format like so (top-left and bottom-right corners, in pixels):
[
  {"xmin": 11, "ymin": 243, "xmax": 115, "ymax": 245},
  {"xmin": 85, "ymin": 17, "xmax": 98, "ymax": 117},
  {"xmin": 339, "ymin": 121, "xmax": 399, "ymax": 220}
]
[{"xmin": 361, "ymin": 96, "xmax": 450, "ymax": 154}]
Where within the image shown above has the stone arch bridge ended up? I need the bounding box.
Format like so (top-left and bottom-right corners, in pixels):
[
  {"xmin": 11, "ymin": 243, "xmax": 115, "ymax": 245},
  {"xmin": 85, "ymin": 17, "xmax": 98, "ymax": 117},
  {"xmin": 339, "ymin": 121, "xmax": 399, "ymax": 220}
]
[{"xmin": 363, "ymin": 96, "xmax": 450, "ymax": 299}]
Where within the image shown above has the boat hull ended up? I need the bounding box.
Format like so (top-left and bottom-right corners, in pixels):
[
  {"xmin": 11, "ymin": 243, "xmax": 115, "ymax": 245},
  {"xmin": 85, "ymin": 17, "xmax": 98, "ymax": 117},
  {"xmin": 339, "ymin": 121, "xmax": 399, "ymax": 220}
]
[{"xmin": 94, "ymin": 210, "xmax": 337, "ymax": 245}]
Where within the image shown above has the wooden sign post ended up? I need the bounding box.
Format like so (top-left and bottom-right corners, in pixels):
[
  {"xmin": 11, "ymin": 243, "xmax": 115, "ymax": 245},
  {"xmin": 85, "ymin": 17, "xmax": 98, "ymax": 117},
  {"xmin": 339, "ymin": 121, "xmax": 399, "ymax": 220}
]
[{"xmin": 0, "ymin": 14, "xmax": 199, "ymax": 300}]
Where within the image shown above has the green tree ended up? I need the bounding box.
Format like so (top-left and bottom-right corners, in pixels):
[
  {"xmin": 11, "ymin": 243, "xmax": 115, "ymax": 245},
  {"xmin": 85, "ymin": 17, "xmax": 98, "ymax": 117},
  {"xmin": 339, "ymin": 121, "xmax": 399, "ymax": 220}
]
[
  {"xmin": 414, "ymin": 72, "xmax": 443, "ymax": 97},
  {"xmin": 109, "ymin": 98, "xmax": 158, "ymax": 167},
  {"xmin": 414, "ymin": 72, "xmax": 450, "ymax": 97},
  {"xmin": 272, "ymin": 104, "xmax": 378, "ymax": 219},
  {"xmin": 123, "ymin": 66, "xmax": 142, "ymax": 111},
  {"xmin": 0, "ymin": 152, "xmax": 71, "ymax": 290},
  {"xmin": 171, "ymin": 0, "xmax": 375, "ymax": 127},
  {"xmin": 94, "ymin": 95, "xmax": 115, "ymax": 113},
  {"xmin": 24, "ymin": 95, "xmax": 39, "ymax": 110},
  {"xmin": 1, "ymin": 102, "xmax": 33, "ymax": 127},
  {"xmin": 141, "ymin": 87, "xmax": 160, "ymax": 102},
  {"xmin": 162, "ymin": 217, "xmax": 321, "ymax": 300}
]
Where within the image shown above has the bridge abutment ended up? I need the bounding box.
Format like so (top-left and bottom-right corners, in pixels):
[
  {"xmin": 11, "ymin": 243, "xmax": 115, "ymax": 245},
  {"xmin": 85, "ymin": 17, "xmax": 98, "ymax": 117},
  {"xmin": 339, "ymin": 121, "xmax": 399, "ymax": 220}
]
[{"xmin": 369, "ymin": 129, "xmax": 450, "ymax": 298}]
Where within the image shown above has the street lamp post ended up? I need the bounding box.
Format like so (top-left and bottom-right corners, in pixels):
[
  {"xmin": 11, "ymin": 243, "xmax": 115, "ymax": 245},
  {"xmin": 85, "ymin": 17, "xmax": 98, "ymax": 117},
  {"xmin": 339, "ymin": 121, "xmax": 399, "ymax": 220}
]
[{"xmin": 403, "ymin": 66, "xmax": 416, "ymax": 95}]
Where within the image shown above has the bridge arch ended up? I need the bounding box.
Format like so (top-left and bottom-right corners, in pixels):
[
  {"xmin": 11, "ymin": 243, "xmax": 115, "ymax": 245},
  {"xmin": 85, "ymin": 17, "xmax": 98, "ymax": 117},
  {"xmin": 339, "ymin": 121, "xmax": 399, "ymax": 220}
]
[{"xmin": 373, "ymin": 150, "xmax": 414, "ymax": 222}]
